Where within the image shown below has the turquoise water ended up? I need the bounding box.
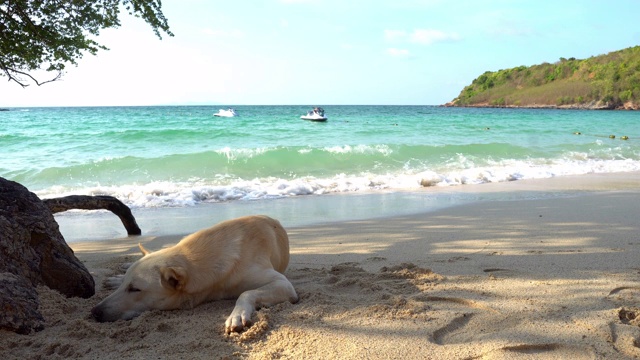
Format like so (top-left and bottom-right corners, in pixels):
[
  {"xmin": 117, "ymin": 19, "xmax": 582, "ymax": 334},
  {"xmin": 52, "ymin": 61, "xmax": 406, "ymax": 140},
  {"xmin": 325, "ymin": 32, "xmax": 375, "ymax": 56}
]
[{"xmin": 1, "ymin": 105, "xmax": 639, "ymax": 208}]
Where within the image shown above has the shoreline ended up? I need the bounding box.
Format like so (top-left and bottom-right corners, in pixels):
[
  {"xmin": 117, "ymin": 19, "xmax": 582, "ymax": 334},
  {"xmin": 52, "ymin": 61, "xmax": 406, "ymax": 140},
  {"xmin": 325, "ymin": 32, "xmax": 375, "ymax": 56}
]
[
  {"xmin": 56, "ymin": 171, "xmax": 640, "ymax": 243},
  {"xmin": 3, "ymin": 171, "xmax": 640, "ymax": 359},
  {"xmin": 442, "ymin": 102, "xmax": 640, "ymax": 110},
  {"xmin": 67, "ymin": 171, "xmax": 640, "ymax": 277}
]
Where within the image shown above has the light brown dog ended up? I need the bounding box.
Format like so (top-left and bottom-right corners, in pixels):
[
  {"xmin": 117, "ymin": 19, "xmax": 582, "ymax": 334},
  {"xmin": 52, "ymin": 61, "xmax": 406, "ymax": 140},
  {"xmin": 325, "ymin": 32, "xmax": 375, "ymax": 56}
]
[{"xmin": 91, "ymin": 215, "xmax": 298, "ymax": 333}]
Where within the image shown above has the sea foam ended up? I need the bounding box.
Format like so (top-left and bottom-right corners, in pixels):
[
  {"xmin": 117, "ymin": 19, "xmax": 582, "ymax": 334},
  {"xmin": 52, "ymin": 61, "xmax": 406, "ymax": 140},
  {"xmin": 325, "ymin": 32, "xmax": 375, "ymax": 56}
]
[{"xmin": 35, "ymin": 156, "xmax": 640, "ymax": 208}]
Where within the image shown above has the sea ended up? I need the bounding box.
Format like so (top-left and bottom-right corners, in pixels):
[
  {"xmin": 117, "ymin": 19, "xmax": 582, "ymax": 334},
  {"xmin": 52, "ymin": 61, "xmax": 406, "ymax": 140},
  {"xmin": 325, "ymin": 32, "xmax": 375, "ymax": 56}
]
[{"xmin": 2, "ymin": 105, "xmax": 639, "ymax": 240}]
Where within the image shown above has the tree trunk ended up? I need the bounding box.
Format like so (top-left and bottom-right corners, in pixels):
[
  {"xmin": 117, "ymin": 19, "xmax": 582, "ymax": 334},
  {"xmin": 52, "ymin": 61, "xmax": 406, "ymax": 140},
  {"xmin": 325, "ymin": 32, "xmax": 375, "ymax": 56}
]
[{"xmin": 43, "ymin": 195, "xmax": 142, "ymax": 235}]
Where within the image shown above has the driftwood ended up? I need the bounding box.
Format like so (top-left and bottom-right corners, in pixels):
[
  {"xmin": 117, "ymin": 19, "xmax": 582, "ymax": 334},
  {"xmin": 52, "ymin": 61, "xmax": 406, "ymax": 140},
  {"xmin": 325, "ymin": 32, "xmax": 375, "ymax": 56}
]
[{"xmin": 44, "ymin": 195, "xmax": 142, "ymax": 235}]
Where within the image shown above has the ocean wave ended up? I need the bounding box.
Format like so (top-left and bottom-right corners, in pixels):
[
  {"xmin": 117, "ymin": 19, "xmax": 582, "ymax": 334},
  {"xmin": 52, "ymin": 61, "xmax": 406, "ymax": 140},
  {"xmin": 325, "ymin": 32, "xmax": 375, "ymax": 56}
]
[
  {"xmin": 13, "ymin": 143, "xmax": 541, "ymax": 186},
  {"xmin": 7, "ymin": 106, "xmax": 639, "ymax": 210},
  {"xmin": 34, "ymin": 156, "xmax": 640, "ymax": 208}
]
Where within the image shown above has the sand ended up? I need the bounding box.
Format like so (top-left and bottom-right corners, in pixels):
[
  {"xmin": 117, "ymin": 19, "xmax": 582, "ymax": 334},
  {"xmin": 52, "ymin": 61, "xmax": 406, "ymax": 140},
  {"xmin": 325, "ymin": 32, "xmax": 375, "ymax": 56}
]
[{"xmin": 2, "ymin": 172, "xmax": 640, "ymax": 359}]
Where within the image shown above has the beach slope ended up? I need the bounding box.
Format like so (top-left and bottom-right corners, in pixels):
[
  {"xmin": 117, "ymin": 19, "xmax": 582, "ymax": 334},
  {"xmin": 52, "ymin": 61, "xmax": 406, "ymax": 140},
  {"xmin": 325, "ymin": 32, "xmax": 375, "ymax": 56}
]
[{"xmin": 2, "ymin": 175, "xmax": 640, "ymax": 359}]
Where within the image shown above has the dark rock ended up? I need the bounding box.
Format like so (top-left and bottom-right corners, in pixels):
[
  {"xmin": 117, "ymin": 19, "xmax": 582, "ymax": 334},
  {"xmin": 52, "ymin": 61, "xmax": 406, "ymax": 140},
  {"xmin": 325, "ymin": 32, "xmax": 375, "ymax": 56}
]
[
  {"xmin": 0, "ymin": 177, "xmax": 95, "ymax": 334},
  {"xmin": 0, "ymin": 272, "xmax": 44, "ymax": 334}
]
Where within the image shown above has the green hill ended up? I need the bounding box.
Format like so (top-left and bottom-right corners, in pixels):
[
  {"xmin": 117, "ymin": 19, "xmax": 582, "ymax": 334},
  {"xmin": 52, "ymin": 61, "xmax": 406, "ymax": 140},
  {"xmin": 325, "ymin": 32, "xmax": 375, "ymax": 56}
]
[{"xmin": 447, "ymin": 46, "xmax": 640, "ymax": 110}]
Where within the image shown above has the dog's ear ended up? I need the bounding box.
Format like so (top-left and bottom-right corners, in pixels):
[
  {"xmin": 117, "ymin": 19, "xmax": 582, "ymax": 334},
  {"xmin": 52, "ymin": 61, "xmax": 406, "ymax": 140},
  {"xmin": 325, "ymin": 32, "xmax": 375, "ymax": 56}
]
[
  {"xmin": 160, "ymin": 266, "xmax": 188, "ymax": 291},
  {"xmin": 138, "ymin": 243, "xmax": 151, "ymax": 256}
]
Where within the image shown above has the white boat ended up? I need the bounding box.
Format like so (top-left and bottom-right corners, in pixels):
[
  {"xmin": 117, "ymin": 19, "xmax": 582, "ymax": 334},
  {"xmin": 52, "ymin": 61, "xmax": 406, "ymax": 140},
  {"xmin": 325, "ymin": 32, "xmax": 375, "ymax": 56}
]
[
  {"xmin": 301, "ymin": 107, "xmax": 327, "ymax": 121},
  {"xmin": 214, "ymin": 108, "xmax": 238, "ymax": 117}
]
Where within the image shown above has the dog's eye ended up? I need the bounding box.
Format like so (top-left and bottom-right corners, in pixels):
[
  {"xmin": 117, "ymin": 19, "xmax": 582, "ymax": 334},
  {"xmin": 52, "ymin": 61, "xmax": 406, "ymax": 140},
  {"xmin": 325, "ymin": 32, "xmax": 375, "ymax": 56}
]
[{"xmin": 127, "ymin": 285, "xmax": 141, "ymax": 293}]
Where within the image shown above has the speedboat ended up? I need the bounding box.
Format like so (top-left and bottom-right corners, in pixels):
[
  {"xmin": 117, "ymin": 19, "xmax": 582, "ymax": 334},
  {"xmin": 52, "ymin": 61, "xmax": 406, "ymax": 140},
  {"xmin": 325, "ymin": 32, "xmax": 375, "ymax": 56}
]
[
  {"xmin": 214, "ymin": 108, "xmax": 238, "ymax": 117},
  {"xmin": 300, "ymin": 107, "xmax": 327, "ymax": 122}
]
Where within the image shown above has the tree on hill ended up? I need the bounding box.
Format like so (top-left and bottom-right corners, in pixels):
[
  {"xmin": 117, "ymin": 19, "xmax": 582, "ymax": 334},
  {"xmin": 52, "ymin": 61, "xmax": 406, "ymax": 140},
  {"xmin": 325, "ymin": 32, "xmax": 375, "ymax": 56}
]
[
  {"xmin": 450, "ymin": 46, "xmax": 640, "ymax": 109},
  {"xmin": 0, "ymin": 0, "xmax": 173, "ymax": 87}
]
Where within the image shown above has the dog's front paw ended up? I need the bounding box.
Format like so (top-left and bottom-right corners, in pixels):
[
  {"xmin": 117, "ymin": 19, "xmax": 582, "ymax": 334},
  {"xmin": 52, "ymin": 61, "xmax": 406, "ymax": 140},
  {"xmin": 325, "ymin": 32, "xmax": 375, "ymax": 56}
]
[{"xmin": 225, "ymin": 309, "xmax": 253, "ymax": 334}]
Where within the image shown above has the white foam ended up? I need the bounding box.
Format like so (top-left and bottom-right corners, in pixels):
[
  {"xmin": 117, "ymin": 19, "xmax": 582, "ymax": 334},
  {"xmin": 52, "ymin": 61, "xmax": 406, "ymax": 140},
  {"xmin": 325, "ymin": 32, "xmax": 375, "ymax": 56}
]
[
  {"xmin": 35, "ymin": 156, "xmax": 640, "ymax": 208},
  {"xmin": 215, "ymin": 146, "xmax": 268, "ymax": 160},
  {"xmin": 324, "ymin": 144, "xmax": 393, "ymax": 155}
]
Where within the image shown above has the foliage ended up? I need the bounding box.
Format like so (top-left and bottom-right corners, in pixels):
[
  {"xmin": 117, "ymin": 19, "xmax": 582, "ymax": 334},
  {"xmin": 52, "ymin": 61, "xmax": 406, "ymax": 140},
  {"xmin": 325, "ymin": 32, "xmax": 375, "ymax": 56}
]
[
  {"xmin": 0, "ymin": 0, "xmax": 173, "ymax": 87},
  {"xmin": 452, "ymin": 46, "xmax": 640, "ymax": 108}
]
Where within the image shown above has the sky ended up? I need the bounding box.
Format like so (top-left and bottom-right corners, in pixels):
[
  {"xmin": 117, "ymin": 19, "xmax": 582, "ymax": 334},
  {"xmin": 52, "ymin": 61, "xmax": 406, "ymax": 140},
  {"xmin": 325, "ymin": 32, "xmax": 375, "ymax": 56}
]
[{"xmin": 2, "ymin": 0, "xmax": 640, "ymax": 107}]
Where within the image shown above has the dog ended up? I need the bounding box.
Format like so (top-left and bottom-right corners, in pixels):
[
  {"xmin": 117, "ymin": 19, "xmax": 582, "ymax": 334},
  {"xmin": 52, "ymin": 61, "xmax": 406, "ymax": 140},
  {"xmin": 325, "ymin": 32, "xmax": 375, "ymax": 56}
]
[{"xmin": 91, "ymin": 215, "xmax": 299, "ymax": 333}]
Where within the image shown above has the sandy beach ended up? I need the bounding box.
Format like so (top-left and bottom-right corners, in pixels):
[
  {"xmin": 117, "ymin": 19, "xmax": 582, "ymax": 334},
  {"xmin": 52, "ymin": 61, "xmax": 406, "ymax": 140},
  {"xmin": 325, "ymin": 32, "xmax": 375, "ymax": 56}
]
[{"xmin": 2, "ymin": 172, "xmax": 640, "ymax": 359}]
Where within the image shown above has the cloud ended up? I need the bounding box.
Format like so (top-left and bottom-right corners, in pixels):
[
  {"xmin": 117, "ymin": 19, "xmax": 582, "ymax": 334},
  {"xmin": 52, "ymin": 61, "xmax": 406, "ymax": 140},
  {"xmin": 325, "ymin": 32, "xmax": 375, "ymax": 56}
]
[
  {"xmin": 384, "ymin": 29, "xmax": 407, "ymax": 41},
  {"xmin": 384, "ymin": 28, "xmax": 461, "ymax": 45},
  {"xmin": 201, "ymin": 28, "xmax": 244, "ymax": 38},
  {"xmin": 386, "ymin": 48, "xmax": 410, "ymax": 57},
  {"xmin": 409, "ymin": 29, "xmax": 460, "ymax": 44},
  {"xmin": 488, "ymin": 25, "xmax": 535, "ymax": 37}
]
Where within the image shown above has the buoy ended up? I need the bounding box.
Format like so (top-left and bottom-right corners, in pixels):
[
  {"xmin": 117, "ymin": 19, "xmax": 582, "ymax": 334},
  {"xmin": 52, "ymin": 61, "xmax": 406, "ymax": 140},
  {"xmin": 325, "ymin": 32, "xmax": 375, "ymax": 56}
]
[
  {"xmin": 621, "ymin": 136, "xmax": 629, "ymax": 140},
  {"xmin": 609, "ymin": 135, "xmax": 616, "ymax": 139},
  {"xmin": 573, "ymin": 132, "xmax": 581, "ymax": 135}
]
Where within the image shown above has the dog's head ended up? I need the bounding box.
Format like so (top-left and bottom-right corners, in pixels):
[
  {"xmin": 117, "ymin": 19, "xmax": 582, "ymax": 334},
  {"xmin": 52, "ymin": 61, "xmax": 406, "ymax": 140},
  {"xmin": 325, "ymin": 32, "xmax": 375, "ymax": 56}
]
[{"xmin": 91, "ymin": 244, "xmax": 189, "ymax": 322}]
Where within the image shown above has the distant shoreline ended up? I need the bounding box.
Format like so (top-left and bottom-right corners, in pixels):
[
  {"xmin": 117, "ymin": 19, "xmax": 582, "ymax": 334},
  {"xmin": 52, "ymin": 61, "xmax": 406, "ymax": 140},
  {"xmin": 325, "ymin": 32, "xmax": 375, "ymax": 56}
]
[{"xmin": 442, "ymin": 102, "xmax": 639, "ymax": 110}]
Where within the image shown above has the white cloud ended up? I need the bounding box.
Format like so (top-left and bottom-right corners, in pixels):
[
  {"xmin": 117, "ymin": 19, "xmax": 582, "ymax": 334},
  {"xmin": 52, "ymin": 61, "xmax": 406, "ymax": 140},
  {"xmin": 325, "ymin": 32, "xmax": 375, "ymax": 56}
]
[
  {"xmin": 384, "ymin": 29, "xmax": 407, "ymax": 41},
  {"xmin": 386, "ymin": 48, "xmax": 410, "ymax": 57},
  {"xmin": 410, "ymin": 29, "xmax": 460, "ymax": 44},
  {"xmin": 384, "ymin": 28, "xmax": 461, "ymax": 45},
  {"xmin": 488, "ymin": 25, "xmax": 535, "ymax": 37},
  {"xmin": 201, "ymin": 28, "xmax": 244, "ymax": 38}
]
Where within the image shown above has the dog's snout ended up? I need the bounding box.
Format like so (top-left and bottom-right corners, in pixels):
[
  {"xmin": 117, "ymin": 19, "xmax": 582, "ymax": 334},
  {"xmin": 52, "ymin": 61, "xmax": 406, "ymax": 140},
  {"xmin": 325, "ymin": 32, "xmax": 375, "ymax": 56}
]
[{"xmin": 91, "ymin": 305, "xmax": 104, "ymax": 322}]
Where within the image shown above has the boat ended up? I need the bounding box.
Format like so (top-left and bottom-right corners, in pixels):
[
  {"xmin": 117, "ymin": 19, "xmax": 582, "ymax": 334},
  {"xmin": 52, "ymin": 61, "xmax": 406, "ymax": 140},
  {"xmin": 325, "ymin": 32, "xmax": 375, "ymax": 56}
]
[
  {"xmin": 214, "ymin": 108, "xmax": 238, "ymax": 117},
  {"xmin": 300, "ymin": 107, "xmax": 327, "ymax": 121}
]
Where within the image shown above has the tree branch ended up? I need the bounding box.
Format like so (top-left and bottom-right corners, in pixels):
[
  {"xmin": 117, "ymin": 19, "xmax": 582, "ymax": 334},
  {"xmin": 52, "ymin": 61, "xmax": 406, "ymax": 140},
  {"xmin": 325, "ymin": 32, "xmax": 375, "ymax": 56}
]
[
  {"xmin": 0, "ymin": 64, "xmax": 62, "ymax": 87},
  {"xmin": 43, "ymin": 195, "xmax": 142, "ymax": 236}
]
